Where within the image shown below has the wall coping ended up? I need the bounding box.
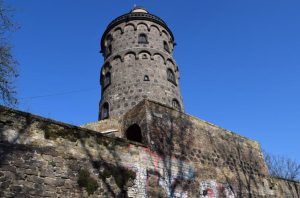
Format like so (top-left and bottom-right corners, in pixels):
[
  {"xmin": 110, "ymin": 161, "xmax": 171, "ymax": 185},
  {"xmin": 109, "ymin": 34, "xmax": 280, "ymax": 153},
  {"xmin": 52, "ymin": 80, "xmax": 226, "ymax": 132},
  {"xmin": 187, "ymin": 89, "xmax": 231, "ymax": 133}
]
[{"xmin": 0, "ymin": 105, "xmax": 147, "ymax": 148}]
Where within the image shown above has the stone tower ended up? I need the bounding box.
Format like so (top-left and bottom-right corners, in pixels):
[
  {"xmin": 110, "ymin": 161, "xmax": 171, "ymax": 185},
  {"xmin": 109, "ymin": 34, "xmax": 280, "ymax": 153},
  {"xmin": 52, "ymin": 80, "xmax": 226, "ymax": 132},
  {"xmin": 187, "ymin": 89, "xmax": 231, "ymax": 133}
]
[{"xmin": 99, "ymin": 7, "xmax": 184, "ymax": 120}]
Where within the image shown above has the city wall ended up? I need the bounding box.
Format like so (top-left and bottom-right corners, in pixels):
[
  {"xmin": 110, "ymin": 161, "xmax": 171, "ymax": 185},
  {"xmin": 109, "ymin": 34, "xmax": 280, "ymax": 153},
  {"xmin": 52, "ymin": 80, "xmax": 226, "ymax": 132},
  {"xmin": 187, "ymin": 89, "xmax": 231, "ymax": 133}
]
[{"xmin": 0, "ymin": 103, "xmax": 299, "ymax": 197}]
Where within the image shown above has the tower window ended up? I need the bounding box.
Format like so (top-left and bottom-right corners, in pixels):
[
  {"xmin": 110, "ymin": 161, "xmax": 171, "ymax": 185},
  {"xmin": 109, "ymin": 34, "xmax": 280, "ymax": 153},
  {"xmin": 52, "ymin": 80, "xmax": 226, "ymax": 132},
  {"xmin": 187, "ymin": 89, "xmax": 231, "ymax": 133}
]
[
  {"xmin": 103, "ymin": 72, "xmax": 111, "ymax": 88},
  {"xmin": 138, "ymin": 33, "xmax": 148, "ymax": 44},
  {"xmin": 172, "ymin": 99, "xmax": 181, "ymax": 111},
  {"xmin": 125, "ymin": 124, "xmax": 142, "ymax": 143},
  {"xmin": 142, "ymin": 54, "xmax": 148, "ymax": 59},
  {"xmin": 106, "ymin": 35, "xmax": 113, "ymax": 56},
  {"xmin": 144, "ymin": 75, "xmax": 150, "ymax": 81},
  {"xmin": 167, "ymin": 68, "xmax": 176, "ymax": 85},
  {"xmin": 164, "ymin": 41, "xmax": 170, "ymax": 53},
  {"xmin": 101, "ymin": 102, "xmax": 109, "ymax": 119},
  {"xmin": 107, "ymin": 45, "xmax": 112, "ymax": 56}
]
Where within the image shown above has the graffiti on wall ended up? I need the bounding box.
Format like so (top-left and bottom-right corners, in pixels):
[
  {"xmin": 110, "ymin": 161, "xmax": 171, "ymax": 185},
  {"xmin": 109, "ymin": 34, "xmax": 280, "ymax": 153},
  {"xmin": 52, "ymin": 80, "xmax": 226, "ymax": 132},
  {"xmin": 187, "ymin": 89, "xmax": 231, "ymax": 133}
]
[
  {"xmin": 125, "ymin": 146, "xmax": 235, "ymax": 198},
  {"xmin": 199, "ymin": 180, "xmax": 235, "ymax": 198},
  {"xmin": 126, "ymin": 163, "xmax": 147, "ymax": 197},
  {"xmin": 126, "ymin": 147, "xmax": 195, "ymax": 198}
]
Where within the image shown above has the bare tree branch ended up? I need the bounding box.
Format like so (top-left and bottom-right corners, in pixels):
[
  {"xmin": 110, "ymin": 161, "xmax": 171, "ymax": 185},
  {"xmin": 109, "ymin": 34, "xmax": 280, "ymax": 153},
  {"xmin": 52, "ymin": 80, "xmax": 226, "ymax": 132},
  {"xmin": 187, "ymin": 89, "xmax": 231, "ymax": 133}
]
[
  {"xmin": 264, "ymin": 150, "xmax": 300, "ymax": 181},
  {"xmin": 0, "ymin": 0, "xmax": 18, "ymax": 106}
]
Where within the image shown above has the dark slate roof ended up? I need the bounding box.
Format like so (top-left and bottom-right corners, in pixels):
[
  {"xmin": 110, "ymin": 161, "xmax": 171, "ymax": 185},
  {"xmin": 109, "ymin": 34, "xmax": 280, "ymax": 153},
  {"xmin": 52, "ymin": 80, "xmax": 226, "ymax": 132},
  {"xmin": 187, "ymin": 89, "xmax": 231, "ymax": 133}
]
[{"xmin": 101, "ymin": 8, "xmax": 174, "ymax": 50}]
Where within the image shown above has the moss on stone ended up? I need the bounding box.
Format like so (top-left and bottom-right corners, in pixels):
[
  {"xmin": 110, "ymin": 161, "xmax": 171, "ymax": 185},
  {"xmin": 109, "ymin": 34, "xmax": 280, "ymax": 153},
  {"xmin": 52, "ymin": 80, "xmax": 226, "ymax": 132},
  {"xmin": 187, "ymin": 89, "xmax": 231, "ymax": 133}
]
[
  {"xmin": 49, "ymin": 160, "xmax": 56, "ymax": 167},
  {"xmin": 77, "ymin": 169, "xmax": 98, "ymax": 195}
]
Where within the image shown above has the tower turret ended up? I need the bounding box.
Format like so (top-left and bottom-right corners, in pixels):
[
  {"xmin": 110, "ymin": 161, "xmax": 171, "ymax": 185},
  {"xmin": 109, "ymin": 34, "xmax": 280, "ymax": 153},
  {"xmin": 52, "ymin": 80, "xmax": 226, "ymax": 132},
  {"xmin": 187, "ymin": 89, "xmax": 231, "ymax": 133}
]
[{"xmin": 99, "ymin": 7, "xmax": 184, "ymax": 120}]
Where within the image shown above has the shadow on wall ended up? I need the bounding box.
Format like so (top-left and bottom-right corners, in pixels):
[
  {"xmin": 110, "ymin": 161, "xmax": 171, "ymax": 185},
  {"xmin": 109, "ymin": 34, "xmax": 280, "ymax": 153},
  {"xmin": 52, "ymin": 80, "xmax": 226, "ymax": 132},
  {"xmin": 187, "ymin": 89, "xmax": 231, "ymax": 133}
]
[
  {"xmin": 0, "ymin": 107, "xmax": 136, "ymax": 197},
  {"xmin": 121, "ymin": 101, "xmax": 300, "ymax": 197},
  {"xmin": 202, "ymin": 118, "xmax": 300, "ymax": 197},
  {"xmin": 146, "ymin": 112, "xmax": 196, "ymax": 197},
  {"xmin": 123, "ymin": 102, "xmax": 201, "ymax": 197},
  {"xmin": 0, "ymin": 105, "xmax": 197, "ymax": 197},
  {"xmin": 205, "ymin": 130, "xmax": 261, "ymax": 197},
  {"xmin": 0, "ymin": 105, "xmax": 300, "ymax": 197}
]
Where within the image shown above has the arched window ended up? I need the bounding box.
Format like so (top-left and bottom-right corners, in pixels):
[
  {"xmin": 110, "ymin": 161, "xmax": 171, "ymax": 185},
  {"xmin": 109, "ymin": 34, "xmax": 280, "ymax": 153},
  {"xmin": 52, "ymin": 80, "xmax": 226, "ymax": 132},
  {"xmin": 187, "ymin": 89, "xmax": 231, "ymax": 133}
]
[
  {"xmin": 106, "ymin": 35, "xmax": 113, "ymax": 46},
  {"xmin": 142, "ymin": 54, "xmax": 148, "ymax": 59},
  {"xmin": 167, "ymin": 69, "xmax": 176, "ymax": 85},
  {"xmin": 144, "ymin": 75, "xmax": 150, "ymax": 81},
  {"xmin": 172, "ymin": 99, "xmax": 181, "ymax": 111},
  {"xmin": 107, "ymin": 45, "xmax": 112, "ymax": 56},
  {"xmin": 164, "ymin": 41, "xmax": 170, "ymax": 52},
  {"xmin": 101, "ymin": 63, "xmax": 111, "ymax": 90},
  {"xmin": 103, "ymin": 72, "xmax": 111, "ymax": 88},
  {"xmin": 138, "ymin": 33, "xmax": 148, "ymax": 44},
  {"xmin": 125, "ymin": 124, "xmax": 142, "ymax": 143},
  {"xmin": 101, "ymin": 102, "xmax": 109, "ymax": 119},
  {"xmin": 106, "ymin": 35, "xmax": 113, "ymax": 56}
]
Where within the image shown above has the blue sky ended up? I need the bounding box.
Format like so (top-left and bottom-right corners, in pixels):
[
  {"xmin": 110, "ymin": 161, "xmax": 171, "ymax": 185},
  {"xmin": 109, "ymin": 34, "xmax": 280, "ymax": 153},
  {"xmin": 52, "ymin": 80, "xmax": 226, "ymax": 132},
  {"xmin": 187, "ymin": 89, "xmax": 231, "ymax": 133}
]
[{"xmin": 9, "ymin": 0, "xmax": 300, "ymax": 162}]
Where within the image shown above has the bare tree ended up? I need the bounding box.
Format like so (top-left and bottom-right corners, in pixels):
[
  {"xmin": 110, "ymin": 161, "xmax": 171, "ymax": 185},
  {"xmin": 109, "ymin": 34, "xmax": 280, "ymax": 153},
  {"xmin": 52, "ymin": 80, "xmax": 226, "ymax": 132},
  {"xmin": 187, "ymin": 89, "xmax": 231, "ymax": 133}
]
[
  {"xmin": 0, "ymin": 0, "xmax": 18, "ymax": 106},
  {"xmin": 264, "ymin": 151, "xmax": 300, "ymax": 181}
]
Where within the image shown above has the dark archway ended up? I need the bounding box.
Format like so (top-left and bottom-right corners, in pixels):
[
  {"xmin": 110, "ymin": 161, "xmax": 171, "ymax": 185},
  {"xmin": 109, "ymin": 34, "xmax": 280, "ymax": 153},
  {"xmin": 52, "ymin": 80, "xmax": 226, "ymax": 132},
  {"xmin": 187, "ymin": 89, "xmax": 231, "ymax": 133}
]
[
  {"xmin": 167, "ymin": 68, "xmax": 176, "ymax": 85},
  {"xmin": 103, "ymin": 72, "xmax": 111, "ymax": 88},
  {"xmin": 164, "ymin": 40, "xmax": 170, "ymax": 52},
  {"xmin": 138, "ymin": 33, "xmax": 148, "ymax": 44},
  {"xmin": 125, "ymin": 124, "xmax": 142, "ymax": 143},
  {"xmin": 172, "ymin": 99, "xmax": 181, "ymax": 111},
  {"xmin": 101, "ymin": 102, "xmax": 109, "ymax": 119}
]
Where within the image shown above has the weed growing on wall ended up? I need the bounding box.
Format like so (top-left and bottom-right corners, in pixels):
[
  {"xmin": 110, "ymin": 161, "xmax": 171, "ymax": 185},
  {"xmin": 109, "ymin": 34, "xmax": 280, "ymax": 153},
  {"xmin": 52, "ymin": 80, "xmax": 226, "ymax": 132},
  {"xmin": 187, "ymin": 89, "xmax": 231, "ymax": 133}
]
[{"xmin": 77, "ymin": 169, "xmax": 98, "ymax": 195}]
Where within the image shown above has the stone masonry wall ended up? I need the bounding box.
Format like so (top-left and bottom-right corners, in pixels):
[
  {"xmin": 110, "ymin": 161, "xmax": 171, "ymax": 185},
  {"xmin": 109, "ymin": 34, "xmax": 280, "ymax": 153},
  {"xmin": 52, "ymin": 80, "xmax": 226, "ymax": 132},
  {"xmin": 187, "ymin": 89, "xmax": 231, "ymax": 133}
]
[
  {"xmin": 122, "ymin": 100, "xmax": 300, "ymax": 197},
  {"xmin": 99, "ymin": 17, "xmax": 184, "ymax": 119},
  {"xmin": 0, "ymin": 105, "xmax": 300, "ymax": 197}
]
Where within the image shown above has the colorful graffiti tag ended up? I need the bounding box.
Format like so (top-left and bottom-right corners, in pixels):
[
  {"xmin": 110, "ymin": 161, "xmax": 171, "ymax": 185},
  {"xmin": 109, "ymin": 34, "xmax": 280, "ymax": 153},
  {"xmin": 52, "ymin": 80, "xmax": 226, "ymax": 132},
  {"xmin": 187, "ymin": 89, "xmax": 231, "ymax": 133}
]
[
  {"xmin": 125, "ymin": 146, "xmax": 235, "ymax": 198},
  {"xmin": 200, "ymin": 180, "xmax": 235, "ymax": 198}
]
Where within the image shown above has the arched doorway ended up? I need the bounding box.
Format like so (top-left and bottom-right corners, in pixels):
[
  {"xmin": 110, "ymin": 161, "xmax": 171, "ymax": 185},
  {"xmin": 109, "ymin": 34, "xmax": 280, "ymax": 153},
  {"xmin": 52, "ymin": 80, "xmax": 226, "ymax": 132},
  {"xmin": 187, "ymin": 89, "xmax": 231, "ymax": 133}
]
[{"xmin": 125, "ymin": 124, "xmax": 142, "ymax": 143}]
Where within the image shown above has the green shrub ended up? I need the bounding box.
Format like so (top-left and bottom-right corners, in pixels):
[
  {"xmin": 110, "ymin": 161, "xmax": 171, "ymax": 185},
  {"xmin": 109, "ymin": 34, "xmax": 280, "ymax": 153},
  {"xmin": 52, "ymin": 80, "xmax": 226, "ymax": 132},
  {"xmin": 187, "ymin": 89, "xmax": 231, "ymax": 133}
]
[{"xmin": 78, "ymin": 169, "xmax": 98, "ymax": 195}]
